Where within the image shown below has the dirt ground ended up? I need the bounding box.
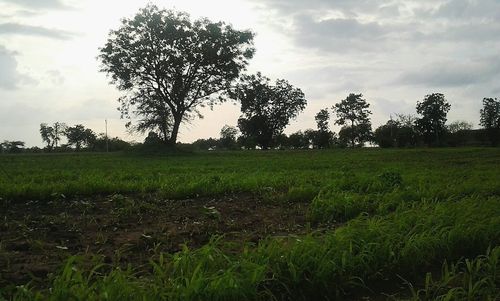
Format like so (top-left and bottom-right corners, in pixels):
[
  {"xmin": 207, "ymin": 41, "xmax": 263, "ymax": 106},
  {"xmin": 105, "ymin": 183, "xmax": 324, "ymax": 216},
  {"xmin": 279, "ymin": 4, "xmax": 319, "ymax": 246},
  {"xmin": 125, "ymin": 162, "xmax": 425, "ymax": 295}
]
[{"xmin": 0, "ymin": 194, "xmax": 319, "ymax": 287}]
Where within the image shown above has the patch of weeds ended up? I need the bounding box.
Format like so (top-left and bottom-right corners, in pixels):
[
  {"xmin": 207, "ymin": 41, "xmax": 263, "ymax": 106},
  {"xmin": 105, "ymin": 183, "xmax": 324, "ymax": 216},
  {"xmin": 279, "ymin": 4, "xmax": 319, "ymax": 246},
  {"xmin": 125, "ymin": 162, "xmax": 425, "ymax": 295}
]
[
  {"xmin": 379, "ymin": 170, "xmax": 403, "ymax": 189},
  {"xmin": 399, "ymin": 247, "xmax": 500, "ymax": 300}
]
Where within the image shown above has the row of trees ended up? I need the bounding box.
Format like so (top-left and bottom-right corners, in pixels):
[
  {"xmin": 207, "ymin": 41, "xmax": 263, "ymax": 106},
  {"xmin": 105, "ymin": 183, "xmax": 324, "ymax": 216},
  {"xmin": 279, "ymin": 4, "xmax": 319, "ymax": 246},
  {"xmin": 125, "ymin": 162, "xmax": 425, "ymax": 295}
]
[
  {"xmin": 1, "ymin": 93, "xmax": 497, "ymax": 154},
  {"xmin": 38, "ymin": 123, "xmax": 130, "ymax": 153},
  {"xmin": 190, "ymin": 94, "xmax": 499, "ymax": 150}
]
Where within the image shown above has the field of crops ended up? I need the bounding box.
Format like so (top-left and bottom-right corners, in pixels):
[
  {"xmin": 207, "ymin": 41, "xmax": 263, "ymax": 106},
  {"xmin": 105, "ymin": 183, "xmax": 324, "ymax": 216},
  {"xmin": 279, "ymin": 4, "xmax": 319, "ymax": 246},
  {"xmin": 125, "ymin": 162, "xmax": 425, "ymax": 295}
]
[{"xmin": 1, "ymin": 148, "xmax": 499, "ymax": 300}]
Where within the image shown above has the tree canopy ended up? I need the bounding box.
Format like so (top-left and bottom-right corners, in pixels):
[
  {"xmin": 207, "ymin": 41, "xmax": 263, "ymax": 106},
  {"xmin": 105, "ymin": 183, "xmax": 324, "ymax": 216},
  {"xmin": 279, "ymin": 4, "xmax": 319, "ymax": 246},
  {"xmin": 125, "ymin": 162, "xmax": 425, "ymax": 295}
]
[
  {"xmin": 231, "ymin": 73, "xmax": 307, "ymax": 149},
  {"xmin": 333, "ymin": 93, "xmax": 372, "ymax": 147},
  {"xmin": 98, "ymin": 4, "xmax": 255, "ymax": 145},
  {"xmin": 65, "ymin": 125, "xmax": 97, "ymax": 151},
  {"xmin": 479, "ymin": 97, "xmax": 500, "ymax": 145},
  {"xmin": 416, "ymin": 93, "xmax": 451, "ymax": 146}
]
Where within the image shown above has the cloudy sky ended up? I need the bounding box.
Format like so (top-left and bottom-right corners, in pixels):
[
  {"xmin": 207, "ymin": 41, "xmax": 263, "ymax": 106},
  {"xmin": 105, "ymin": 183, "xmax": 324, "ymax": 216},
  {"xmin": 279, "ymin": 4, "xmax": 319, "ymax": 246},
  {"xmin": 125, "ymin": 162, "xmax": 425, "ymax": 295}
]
[{"xmin": 1, "ymin": 0, "xmax": 499, "ymax": 146}]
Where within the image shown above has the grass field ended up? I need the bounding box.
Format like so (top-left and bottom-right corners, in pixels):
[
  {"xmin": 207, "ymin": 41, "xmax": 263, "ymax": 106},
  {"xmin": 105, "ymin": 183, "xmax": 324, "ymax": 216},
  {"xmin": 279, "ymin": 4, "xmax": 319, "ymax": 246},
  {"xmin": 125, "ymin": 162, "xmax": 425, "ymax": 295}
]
[{"xmin": 0, "ymin": 148, "xmax": 499, "ymax": 300}]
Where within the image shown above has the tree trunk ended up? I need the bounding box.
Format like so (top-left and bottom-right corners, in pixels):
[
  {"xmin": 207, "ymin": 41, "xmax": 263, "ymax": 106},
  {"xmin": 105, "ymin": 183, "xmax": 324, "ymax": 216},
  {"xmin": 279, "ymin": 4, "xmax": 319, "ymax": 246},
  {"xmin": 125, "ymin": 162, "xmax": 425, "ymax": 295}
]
[
  {"xmin": 169, "ymin": 114, "xmax": 182, "ymax": 146},
  {"xmin": 351, "ymin": 119, "xmax": 355, "ymax": 148}
]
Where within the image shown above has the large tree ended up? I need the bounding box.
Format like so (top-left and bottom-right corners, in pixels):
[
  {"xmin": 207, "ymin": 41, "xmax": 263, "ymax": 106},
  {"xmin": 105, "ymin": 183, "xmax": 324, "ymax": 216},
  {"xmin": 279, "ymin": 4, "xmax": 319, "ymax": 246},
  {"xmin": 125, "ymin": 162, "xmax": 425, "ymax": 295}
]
[
  {"xmin": 416, "ymin": 93, "xmax": 451, "ymax": 146},
  {"xmin": 479, "ymin": 97, "xmax": 500, "ymax": 146},
  {"xmin": 98, "ymin": 4, "xmax": 255, "ymax": 145},
  {"xmin": 333, "ymin": 93, "xmax": 372, "ymax": 147},
  {"xmin": 231, "ymin": 73, "xmax": 307, "ymax": 149}
]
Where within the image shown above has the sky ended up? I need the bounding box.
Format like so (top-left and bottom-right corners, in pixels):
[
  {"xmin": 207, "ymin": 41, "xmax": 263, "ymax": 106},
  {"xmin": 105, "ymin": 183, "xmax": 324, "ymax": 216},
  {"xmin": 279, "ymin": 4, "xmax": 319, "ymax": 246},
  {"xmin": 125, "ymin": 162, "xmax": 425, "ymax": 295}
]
[{"xmin": 1, "ymin": 0, "xmax": 499, "ymax": 147}]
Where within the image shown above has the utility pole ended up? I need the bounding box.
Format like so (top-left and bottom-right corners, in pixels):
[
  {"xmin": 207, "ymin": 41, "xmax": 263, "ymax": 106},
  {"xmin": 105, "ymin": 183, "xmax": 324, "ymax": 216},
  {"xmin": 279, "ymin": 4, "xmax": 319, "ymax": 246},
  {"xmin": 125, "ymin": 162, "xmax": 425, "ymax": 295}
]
[{"xmin": 105, "ymin": 119, "xmax": 109, "ymax": 153}]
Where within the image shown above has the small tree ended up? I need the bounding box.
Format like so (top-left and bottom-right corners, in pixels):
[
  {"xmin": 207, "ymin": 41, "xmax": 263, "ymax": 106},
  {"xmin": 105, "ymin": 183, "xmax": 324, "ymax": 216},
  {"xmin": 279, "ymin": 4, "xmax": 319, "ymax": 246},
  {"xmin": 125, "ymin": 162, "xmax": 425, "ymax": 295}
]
[
  {"xmin": 479, "ymin": 97, "xmax": 500, "ymax": 146},
  {"xmin": 315, "ymin": 108, "xmax": 330, "ymax": 132},
  {"xmin": 39, "ymin": 122, "xmax": 67, "ymax": 150},
  {"xmin": 416, "ymin": 93, "xmax": 451, "ymax": 146},
  {"xmin": 219, "ymin": 125, "xmax": 239, "ymax": 149},
  {"xmin": 333, "ymin": 93, "xmax": 372, "ymax": 147},
  {"xmin": 53, "ymin": 122, "xmax": 66, "ymax": 148},
  {"xmin": 232, "ymin": 73, "xmax": 307, "ymax": 149},
  {"xmin": 314, "ymin": 108, "xmax": 334, "ymax": 148},
  {"xmin": 98, "ymin": 4, "xmax": 255, "ymax": 145},
  {"xmin": 40, "ymin": 123, "xmax": 55, "ymax": 150}
]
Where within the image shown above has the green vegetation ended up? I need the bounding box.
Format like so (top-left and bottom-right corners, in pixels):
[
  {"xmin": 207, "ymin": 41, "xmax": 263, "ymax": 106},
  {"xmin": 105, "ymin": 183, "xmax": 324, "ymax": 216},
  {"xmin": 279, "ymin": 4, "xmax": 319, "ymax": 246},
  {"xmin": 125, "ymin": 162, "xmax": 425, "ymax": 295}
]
[{"xmin": 1, "ymin": 148, "xmax": 499, "ymax": 300}]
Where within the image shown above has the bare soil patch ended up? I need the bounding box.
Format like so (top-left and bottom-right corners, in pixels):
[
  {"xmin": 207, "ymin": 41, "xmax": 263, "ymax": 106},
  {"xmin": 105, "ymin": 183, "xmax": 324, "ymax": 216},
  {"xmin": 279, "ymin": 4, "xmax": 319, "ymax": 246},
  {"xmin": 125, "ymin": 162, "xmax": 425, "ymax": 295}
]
[{"xmin": 0, "ymin": 194, "xmax": 315, "ymax": 287}]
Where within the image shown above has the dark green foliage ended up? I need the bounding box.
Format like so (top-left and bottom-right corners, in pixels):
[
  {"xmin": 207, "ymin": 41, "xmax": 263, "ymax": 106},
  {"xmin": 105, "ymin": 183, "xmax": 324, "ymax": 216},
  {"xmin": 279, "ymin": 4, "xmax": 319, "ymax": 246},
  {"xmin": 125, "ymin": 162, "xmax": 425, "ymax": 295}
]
[
  {"xmin": 286, "ymin": 131, "xmax": 310, "ymax": 149},
  {"xmin": 0, "ymin": 140, "xmax": 25, "ymax": 153},
  {"xmin": 378, "ymin": 170, "xmax": 403, "ymax": 188},
  {"xmin": 98, "ymin": 4, "xmax": 255, "ymax": 144},
  {"xmin": 315, "ymin": 108, "xmax": 330, "ymax": 132},
  {"xmin": 338, "ymin": 123, "xmax": 372, "ymax": 147},
  {"xmin": 374, "ymin": 118, "xmax": 418, "ymax": 148},
  {"xmin": 416, "ymin": 93, "xmax": 451, "ymax": 146},
  {"xmin": 92, "ymin": 134, "xmax": 131, "ymax": 152},
  {"xmin": 333, "ymin": 93, "xmax": 372, "ymax": 147},
  {"xmin": 312, "ymin": 108, "xmax": 335, "ymax": 148},
  {"xmin": 479, "ymin": 97, "xmax": 500, "ymax": 146},
  {"xmin": 219, "ymin": 125, "xmax": 239, "ymax": 150},
  {"xmin": 65, "ymin": 124, "xmax": 97, "ymax": 151},
  {"xmin": 232, "ymin": 73, "xmax": 307, "ymax": 149},
  {"xmin": 39, "ymin": 122, "xmax": 67, "ymax": 150}
]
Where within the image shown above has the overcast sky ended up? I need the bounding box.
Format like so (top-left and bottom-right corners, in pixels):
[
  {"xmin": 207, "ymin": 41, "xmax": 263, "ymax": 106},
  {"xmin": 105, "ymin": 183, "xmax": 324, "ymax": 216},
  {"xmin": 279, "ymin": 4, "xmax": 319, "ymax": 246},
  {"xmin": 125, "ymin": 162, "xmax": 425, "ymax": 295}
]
[{"xmin": 1, "ymin": 0, "xmax": 499, "ymax": 147}]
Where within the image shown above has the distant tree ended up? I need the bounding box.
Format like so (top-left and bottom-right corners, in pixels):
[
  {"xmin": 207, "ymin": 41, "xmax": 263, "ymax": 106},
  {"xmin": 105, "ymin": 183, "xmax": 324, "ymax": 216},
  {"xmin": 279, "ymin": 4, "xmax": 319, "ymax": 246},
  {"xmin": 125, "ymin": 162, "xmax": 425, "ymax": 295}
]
[
  {"xmin": 314, "ymin": 108, "xmax": 334, "ymax": 148},
  {"xmin": 219, "ymin": 125, "xmax": 239, "ymax": 149},
  {"xmin": 479, "ymin": 97, "xmax": 500, "ymax": 146},
  {"xmin": 92, "ymin": 133, "xmax": 131, "ymax": 152},
  {"xmin": 98, "ymin": 4, "xmax": 255, "ymax": 145},
  {"xmin": 40, "ymin": 123, "xmax": 55, "ymax": 150},
  {"xmin": 338, "ymin": 123, "xmax": 372, "ymax": 148},
  {"xmin": 333, "ymin": 93, "xmax": 372, "ymax": 147},
  {"xmin": 373, "ymin": 119, "xmax": 399, "ymax": 148},
  {"xmin": 53, "ymin": 122, "xmax": 67, "ymax": 148},
  {"xmin": 191, "ymin": 138, "xmax": 219, "ymax": 150},
  {"xmin": 273, "ymin": 133, "xmax": 289, "ymax": 149},
  {"xmin": 287, "ymin": 131, "xmax": 309, "ymax": 149},
  {"xmin": 373, "ymin": 115, "xmax": 419, "ymax": 148},
  {"xmin": 0, "ymin": 140, "xmax": 25, "ymax": 153},
  {"xmin": 416, "ymin": 93, "xmax": 451, "ymax": 146},
  {"xmin": 315, "ymin": 108, "xmax": 330, "ymax": 132},
  {"xmin": 65, "ymin": 125, "xmax": 97, "ymax": 151},
  {"xmin": 444, "ymin": 121, "xmax": 475, "ymax": 147},
  {"xmin": 231, "ymin": 73, "xmax": 307, "ymax": 149},
  {"xmin": 447, "ymin": 120, "xmax": 473, "ymax": 133},
  {"xmin": 39, "ymin": 122, "xmax": 67, "ymax": 150}
]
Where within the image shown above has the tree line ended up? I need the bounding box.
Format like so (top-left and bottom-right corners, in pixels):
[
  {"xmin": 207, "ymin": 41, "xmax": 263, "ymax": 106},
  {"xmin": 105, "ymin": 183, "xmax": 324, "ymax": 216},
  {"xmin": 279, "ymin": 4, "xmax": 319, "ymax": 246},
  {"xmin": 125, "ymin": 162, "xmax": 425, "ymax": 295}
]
[
  {"xmin": 0, "ymin": 123, "xmax": 131, "ymax": 154},
  {"xmin": 190, "ymin": 94, "xmax": 500, "ymax": 150},
  {"xmin": 0, "ymin": 93, "xmax": 498, "ymax": 154}
]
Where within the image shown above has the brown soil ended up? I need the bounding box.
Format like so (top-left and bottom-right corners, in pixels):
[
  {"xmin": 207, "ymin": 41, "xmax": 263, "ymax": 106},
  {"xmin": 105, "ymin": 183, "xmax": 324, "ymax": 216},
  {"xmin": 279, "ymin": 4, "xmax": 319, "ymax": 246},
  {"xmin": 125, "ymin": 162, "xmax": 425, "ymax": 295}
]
[{"xmin": 0, "ymin": 194, "xmax": 317, "ymax": 287}]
